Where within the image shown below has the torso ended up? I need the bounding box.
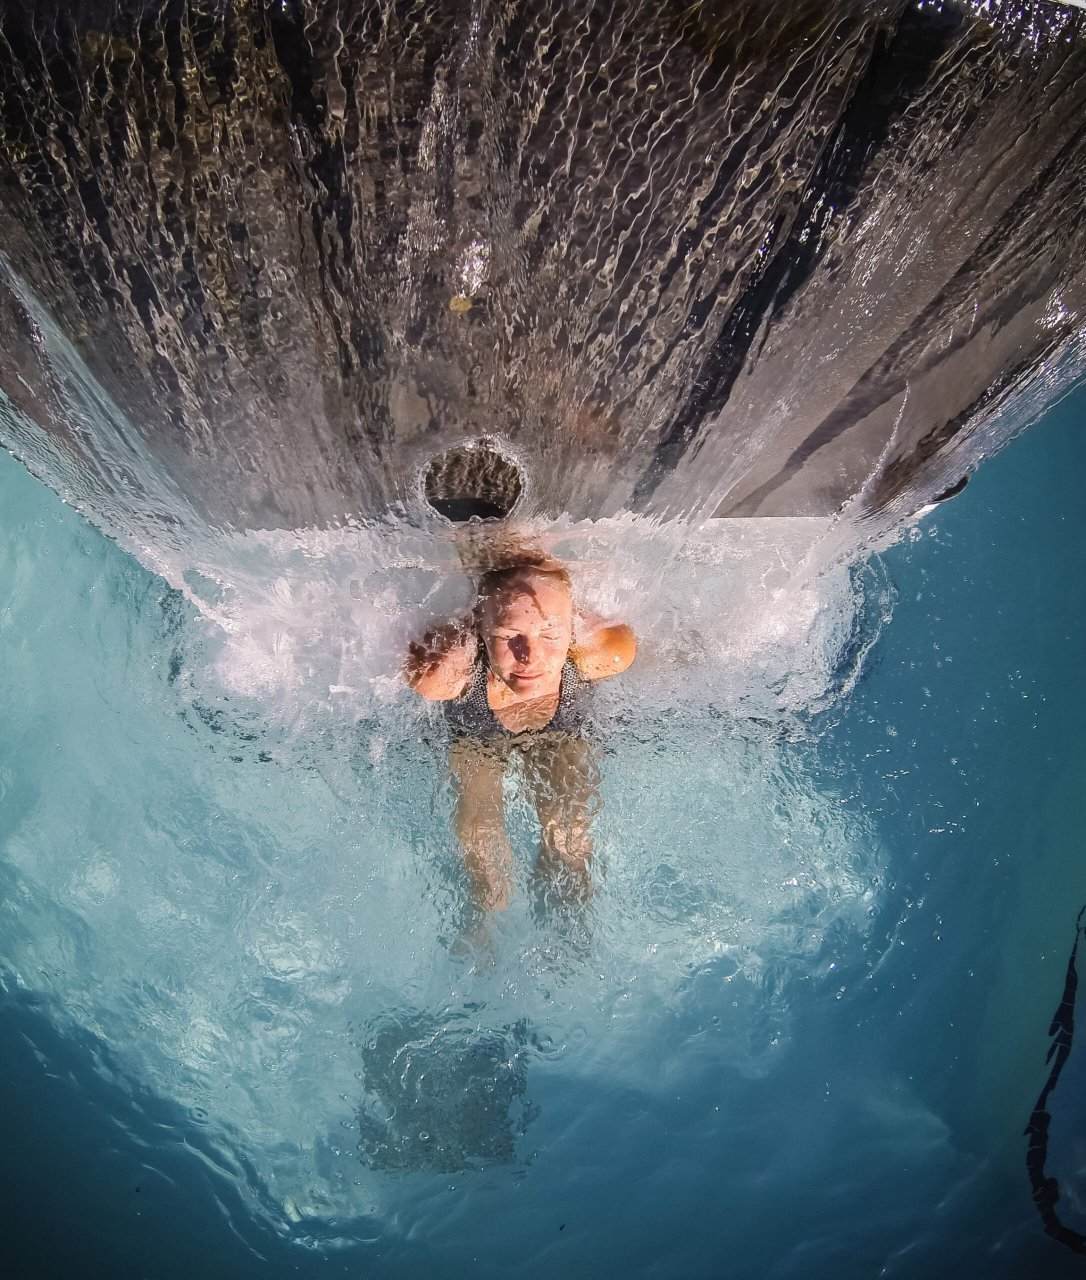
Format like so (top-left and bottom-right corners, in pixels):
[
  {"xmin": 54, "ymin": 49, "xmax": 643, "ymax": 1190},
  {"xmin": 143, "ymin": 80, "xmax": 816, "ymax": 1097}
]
[
  {"xmin": 444, "ymin": 648, "xmax": 591, "ymax": 740},
  {"xmin": 486, "ymin": 676, "xmax": 562, "ymax": 733}
]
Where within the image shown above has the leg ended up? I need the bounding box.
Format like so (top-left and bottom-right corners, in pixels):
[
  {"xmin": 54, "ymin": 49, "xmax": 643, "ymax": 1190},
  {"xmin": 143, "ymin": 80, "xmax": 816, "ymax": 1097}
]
[
  {"xmin": 521, "ymin": 735, "xmax": 601, "ymax": 905},
  {"xmin": 449, "ymin": 738, "xmax": 514, "ymax": 912}
]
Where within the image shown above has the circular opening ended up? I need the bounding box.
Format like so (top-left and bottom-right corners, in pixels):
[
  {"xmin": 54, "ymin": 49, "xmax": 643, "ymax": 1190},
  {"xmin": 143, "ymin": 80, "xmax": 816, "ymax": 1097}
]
[{"xmin": 423, "ymin": 441, "xmax": 525, "ymax": 523}]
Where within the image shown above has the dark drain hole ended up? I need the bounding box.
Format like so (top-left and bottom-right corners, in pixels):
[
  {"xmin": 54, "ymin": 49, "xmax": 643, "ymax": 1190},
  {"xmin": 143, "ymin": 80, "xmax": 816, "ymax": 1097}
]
[{"xmin": 423, "ymin": 442, "xmax": 524, "ymax": 523}]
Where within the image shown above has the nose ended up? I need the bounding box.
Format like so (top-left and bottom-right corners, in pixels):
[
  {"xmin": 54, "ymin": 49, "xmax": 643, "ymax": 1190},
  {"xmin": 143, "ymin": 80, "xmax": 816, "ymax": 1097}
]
[{"xmin": 509, "ymin": 634, "xmax": 531, "ymax": 665}]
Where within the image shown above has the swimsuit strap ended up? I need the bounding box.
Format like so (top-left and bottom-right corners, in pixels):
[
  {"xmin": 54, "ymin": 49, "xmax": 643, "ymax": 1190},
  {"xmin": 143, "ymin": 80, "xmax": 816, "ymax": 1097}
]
[{"xmin": 460, "ymin": 650, "xmax": 491, "ymax": 716}]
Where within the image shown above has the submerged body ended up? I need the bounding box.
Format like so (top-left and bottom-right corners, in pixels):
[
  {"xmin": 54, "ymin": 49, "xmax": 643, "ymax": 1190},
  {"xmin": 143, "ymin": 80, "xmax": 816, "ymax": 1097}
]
[{"xmin": 405, "ymin": 560, "xmax": 636, "ymax": 910}]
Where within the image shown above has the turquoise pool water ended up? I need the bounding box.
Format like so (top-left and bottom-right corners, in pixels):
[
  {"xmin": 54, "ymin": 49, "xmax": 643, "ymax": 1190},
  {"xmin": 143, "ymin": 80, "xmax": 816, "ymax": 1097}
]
[{"xmin": 2, "ymin": 388, "xmax": 1086, "ymax": 1279}]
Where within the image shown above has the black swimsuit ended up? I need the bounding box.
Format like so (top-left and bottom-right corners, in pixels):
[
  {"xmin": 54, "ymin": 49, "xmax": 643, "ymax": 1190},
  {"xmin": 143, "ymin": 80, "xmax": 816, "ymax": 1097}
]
[{"xmin": 444, "ymin": 649, "xmax": 592, "ymax": 740}]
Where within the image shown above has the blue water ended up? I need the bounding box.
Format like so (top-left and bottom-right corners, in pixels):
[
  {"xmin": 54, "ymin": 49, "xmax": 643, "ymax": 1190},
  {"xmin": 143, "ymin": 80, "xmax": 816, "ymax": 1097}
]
[{"xmin": 2, "ymin": 389, "xmax": 1086, "ymax": 1279}]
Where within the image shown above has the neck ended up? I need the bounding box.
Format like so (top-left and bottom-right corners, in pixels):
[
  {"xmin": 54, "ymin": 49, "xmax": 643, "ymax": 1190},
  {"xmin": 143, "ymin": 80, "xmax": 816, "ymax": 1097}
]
[{"xmin": 487, "ymin": 667, "xmax": 562, "ymax": 707}]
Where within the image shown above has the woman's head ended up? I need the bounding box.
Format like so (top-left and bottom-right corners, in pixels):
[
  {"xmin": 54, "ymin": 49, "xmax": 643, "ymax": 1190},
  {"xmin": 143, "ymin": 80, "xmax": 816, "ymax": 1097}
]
[{"xmin": 475, "ymin": 561, "xmax": 573, "ymax": 692}]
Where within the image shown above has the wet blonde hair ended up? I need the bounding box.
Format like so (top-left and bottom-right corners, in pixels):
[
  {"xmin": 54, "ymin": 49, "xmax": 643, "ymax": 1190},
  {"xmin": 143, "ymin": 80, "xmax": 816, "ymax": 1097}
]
[{"xmin": 473, "ymin": 555, "xmax": 572, "ymax": 623}]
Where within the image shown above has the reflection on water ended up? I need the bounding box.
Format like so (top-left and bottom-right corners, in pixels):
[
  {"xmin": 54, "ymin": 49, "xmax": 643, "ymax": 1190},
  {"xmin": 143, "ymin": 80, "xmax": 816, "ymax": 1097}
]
[
  {"xmin": 1025, "ymin": 907, "xmax": 1086, "ymax": 1254},
  {"xmin": 353, "ymin": 1009, "xmax": 540, "ymax": 1173}
]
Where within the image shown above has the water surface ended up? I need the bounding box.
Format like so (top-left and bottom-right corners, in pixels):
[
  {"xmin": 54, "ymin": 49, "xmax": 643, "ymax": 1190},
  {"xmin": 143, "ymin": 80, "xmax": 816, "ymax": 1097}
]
[{"xmin": 3, "ymin": 387, "xmax": 1086, "ymax": 1278}]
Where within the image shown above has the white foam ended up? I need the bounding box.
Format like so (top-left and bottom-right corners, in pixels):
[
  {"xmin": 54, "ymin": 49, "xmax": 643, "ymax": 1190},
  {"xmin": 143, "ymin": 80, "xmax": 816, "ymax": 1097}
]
[{"xmin": 163, "ymin": 511, "xmax": 876, "ymax": 736}]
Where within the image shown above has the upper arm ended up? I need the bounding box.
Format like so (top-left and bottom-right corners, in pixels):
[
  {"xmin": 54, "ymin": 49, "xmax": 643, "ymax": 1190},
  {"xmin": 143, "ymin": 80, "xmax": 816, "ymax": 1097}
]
[{"xmin": 571, "ymin": 623, "xmax": 637, "ymax": 682}]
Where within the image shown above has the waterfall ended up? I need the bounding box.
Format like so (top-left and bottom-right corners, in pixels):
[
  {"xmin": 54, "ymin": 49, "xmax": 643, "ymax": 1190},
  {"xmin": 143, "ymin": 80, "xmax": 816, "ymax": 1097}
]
[{"xmin": 0, "ymin": 0, "xmax": 1083, "ymax": 553}]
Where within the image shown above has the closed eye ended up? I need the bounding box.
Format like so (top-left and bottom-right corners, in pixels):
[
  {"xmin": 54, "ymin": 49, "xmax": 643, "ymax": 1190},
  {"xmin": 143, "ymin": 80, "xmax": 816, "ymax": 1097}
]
[{"xmin": 494, "ymin": 630, "xmax": 563, "ymax": 640}]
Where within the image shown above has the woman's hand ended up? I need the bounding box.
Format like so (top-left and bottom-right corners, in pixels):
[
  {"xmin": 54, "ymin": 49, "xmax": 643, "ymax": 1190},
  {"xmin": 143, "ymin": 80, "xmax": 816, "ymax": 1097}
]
[{"xmin": 404, "ymin": 618, "xmax": 477, "ymax": 700}]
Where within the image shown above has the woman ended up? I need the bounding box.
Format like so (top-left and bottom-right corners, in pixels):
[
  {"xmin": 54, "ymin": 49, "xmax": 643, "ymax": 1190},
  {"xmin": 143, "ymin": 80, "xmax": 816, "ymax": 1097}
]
[{"xmin": 405, "ymin": 556, "xmax": 636, "ymax": 911}]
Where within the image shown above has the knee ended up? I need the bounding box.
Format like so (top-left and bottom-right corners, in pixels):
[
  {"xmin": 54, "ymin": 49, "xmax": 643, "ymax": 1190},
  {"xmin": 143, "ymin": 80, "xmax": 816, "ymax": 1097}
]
[
  {"xmin": 478, "ymin": 876, "xmax": 512, "ymax": 912},
  {"xmin": 541, "ymin": 818, "xmax": 592, "ymax": 869},
  {"xmin": 457, "ymin": 811, "xmax": 510, "ymax": 850}
]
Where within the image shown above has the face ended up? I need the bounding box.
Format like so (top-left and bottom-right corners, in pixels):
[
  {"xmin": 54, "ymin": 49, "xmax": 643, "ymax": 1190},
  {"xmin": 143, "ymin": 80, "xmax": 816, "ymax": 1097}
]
[{"xmin": 480, "ymin": 572, "xmax": 574, "ymax": 693}]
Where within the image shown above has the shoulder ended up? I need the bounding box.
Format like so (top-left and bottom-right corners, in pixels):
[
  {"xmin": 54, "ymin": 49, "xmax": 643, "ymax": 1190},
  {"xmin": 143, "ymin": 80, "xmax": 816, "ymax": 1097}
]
[
  {"xmin": 570, "ymin": 623, "xmax": 637, "ymax": 682},
  {"xmin": 405, "ymin": 625, "xmax": 480, "ymax": 701},
  {"xmin": 410, "ymin": 666, "xmax": 475, "ymax": 701}
]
